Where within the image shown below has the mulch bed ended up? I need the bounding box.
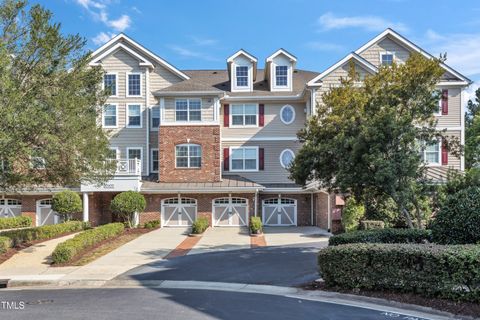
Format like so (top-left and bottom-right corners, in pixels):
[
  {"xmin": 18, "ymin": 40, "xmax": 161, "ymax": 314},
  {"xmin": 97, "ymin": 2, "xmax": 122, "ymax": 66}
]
[
  {"xmin": 0, "ymin": 231, "xmax": 80, "ymax": 265},
  {"xmin": 51, "ymin": 227, "xmax": 155, "ymax": 267},
  {"xmin": 301, "ymin": 281, "xmax": 480, "ymax": 318}
]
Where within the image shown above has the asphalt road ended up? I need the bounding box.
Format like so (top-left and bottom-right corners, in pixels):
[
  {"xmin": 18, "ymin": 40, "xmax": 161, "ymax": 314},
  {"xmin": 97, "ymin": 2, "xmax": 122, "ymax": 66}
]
[
  {"xmin": 0, "ymin": 288, "xmax": 434, "ymax": 320},
  {"xmin": 118, "ymin": 244, "xmax": 322, "ymax": 286}
]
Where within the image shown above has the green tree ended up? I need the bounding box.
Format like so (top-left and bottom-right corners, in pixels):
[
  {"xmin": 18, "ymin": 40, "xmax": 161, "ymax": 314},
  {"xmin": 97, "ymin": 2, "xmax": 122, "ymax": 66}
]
[
  {"xmin": 290, "ymin": 53, "xmax": 459, "ymax": 228},
  {"xmin": 465, "ymin": 87, "xmax": 480, "ymax": 169},
  {"xmin": 52, "ymin": 190, "xmax": 82, "ymax": 221},
  {"xmin": 110, "ymin": 191, "xmax": 146, "ymax": 228},
  {"xmin": 0, "ymin": 0, "xmax": 115, "ymax": 191},
  {"xmin": 341, "ymin": 196, "xmax": 365, "ymax": 232}
]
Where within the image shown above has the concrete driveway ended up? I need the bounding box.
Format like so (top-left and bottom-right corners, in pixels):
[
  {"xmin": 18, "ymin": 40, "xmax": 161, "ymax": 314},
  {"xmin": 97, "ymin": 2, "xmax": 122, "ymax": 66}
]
[{"xmin": 118, "ymin": 226, "xmax": 329, "ymax": 286}]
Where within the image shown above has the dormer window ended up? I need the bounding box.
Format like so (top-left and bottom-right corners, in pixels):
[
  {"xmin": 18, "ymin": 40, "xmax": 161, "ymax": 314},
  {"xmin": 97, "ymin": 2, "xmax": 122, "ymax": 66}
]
[
  {"xmin": 381, "ymin": 52, "xmax": 394, "ymax": 66},
  {"xmin": 275, "ymin": 66, "xmax": 288, "ymax": 86},
  {"xmin": 236, "ymin": 66, "xmax": 249, "ymax": 87}
]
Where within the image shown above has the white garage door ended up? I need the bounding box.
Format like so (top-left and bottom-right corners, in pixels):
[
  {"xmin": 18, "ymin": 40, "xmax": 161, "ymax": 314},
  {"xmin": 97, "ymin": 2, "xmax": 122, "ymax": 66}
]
[
  {"xmin": 262, "ymin": 198, "xmax": 297, "ymax": 226},
  {"xmin": 36, "ymin": 199, "xmax": 61, "ymax": 226},
  {"xmin": 161, "ymin": 198, "xmax": 197, "ymax": 227},
  {"xmin": 0, "ymin": 199, "xmax": 22, "ymax": 218},
  {"xmin": 213, "ymin": 197, "xmax": 248, "ymax": 227}
]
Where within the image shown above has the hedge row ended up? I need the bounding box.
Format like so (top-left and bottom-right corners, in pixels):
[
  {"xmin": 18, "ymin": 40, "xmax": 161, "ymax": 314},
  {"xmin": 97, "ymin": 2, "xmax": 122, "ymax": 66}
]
[
  {"xmin": 328, "ymin": 228, "xmax": 431, "ymax": 246},
  {"xmin": 318, "ymin": 243, "xmax": 480, "ymax": 301},
  {"xmin": 51, "ymin": 222, "xmax": 125, "ymax": 264},
  {"xmin": 0, "ymin": 221, "xmax": 87, "ymax": 247},
  {"xmin": 0, "ymin": 216, "xmax": 32, "ymax": 230}
]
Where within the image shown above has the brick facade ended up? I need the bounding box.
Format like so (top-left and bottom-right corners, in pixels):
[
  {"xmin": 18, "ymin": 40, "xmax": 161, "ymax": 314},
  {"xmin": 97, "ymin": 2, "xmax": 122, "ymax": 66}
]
[{"xmin": 158, "ymin": 125, "xmax": 221, "ymax": 183}]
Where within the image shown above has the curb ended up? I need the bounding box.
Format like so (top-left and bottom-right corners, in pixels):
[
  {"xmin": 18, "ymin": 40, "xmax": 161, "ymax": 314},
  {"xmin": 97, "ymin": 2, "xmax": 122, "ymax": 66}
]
[{"xmin": 4, "ymin": 279, "xmax": 470, "ymax": 320}]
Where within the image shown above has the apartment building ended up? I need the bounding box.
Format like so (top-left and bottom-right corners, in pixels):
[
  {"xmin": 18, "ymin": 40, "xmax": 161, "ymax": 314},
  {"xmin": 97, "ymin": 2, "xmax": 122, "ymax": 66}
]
[{"xmin": 0, "ymin": 29, "xmax": 471, "ymax": 231}]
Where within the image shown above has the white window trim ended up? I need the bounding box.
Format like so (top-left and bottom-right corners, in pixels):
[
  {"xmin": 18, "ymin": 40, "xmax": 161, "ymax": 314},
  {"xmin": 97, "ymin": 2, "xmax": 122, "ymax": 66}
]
[
  {"xmin": 174, "ymin": 98, "xmax": 203, "ymax": 123},
  {"xmin": 230, "ymin": 104, "xmax": 259, "ymax": 128},
  {"xmin": 422, "ymin": 140, "xmax": 442, "ymax": 167},
  {"xmin": 274, "ymin": 65, "xmax": 289, "ymax": 88},
  {"xmin": 175, "ymin": 143, "xmax": 202, "ymax": 169},
  {"xmin": 150, "ymin": 105, "xmax": 160, "ymax": 131},
  {"xmin": 126, "ymin": 103, "xmax": 143, "ymax": 128},
  {"xmin": 279, "ymin": 149, "xmax": 295, "ymax": 169},
  {"xmin": 102, "ymin": 72, "xmax": 118, "ymax": 97},
  {"xmin": 232, "ymin": 64, "xmax": 253, "ymax": 92},
  {"xmin": 235, "ymin": 65, "xmax": 249, "ymax": 88},
  {"xmin": 280, "ymin": 104, "xmax": 296, "ymax": 125},
  {"xmin": 229, "ymin": 146, "xmax": 259, "ymax": 172},
  {"xmin": 127, "ymin": 147, "xmax": 143, "ymax": 162},
  {"xmin": 126, "ymin": 72, "xmax": 143, "ymax": 97},
  {"xmin": 150, "ymin": 148, "xmax": 159, "ymax": 173},
  {"xmin": 102, "ymin": 104, "xmax": 118, "ymax": 128},
  {"xmin": 108, "ymin": 147, "xmax": 119, "ymax": 160},
  {"xmin": 434, "ymin": 89, "xmax": 444, "ymax": 117},
  {"xmin": 379, "ymin": 51, "xmax": 395, "ymax": 66}
]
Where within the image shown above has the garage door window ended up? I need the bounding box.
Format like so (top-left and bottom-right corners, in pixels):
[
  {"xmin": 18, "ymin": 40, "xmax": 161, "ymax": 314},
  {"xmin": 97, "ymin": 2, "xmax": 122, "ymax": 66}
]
[{"xmin": 0, "ymin": 199, "xmax": 21, "ymax": 206}]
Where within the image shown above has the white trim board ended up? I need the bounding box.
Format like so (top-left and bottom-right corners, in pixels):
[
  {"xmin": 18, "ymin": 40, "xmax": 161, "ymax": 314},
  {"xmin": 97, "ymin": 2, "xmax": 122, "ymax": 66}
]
[{"xmin": 221, "ymin": 137, "xmax": 298, "ymax": 142}]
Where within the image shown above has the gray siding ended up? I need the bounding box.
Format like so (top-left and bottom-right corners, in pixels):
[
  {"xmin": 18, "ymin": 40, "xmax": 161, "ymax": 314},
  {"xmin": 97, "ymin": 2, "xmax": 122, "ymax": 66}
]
[
  {"xmin": 436, "ymin": 87, "xmax": 461, "ymax": 127},
  {"xmin": 359, "ymin": 37, "xmax": 411, "ymax": 67}
]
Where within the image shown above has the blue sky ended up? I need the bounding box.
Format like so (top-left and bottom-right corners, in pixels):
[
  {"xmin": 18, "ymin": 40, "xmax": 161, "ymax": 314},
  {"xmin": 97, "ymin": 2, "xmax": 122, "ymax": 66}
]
[{"xmin": 39, "ymin": 0, "xmax": 480, "ymax": 101}]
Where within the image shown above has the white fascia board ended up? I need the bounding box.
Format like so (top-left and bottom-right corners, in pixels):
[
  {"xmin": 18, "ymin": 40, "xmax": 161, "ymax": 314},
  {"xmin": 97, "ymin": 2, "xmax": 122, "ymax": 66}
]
[
  {"xmin": 227, "ymin": 49, "xmax": 258, "ymax": 63},
  {"xmin": 436, "ymin": 81, "xmax": 471, "ymax": 87},
  {"xmin": 90, "ymin": 43, "xmax": 154, "ymax": 67},
  {"xmin": 261, "ymin": 188, "xmax": 308, "ymax": 193},
  {"xmin": 221, "ymin": 137, "xmax": 298, "ymax": 142},
  {"xmin": 355, "ymin": 28, "xmax": 472, "ymax": 85},
  {"xmin": 266, "ymin": 48, "xmax": 297, "ymax": 63},
  {"xmin": 153, "ymin": 91, "xmax": 225, "ymax": 97},
  {"xmin": 89, "ymin": 33, "xmax": 189, "ymax": 80},
  {"xmin": 307, "ymin": 53, "xmax": 378, "ymax": 86},
  {"xmin": 222, "ymin": 94, "xmax": 304, "ymax": 101}
]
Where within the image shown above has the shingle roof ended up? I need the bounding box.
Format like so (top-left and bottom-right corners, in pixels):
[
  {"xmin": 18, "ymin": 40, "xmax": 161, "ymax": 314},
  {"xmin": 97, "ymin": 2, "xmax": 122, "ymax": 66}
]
[{"xmin": 153, "ymin": 69, "xmax": 319, "ymax": 97}]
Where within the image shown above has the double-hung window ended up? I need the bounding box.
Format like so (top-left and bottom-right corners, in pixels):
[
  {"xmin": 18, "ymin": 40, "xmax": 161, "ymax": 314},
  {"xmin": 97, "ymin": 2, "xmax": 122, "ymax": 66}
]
[
  {"xmin": 381, "ymin": 52, "xmax": 394, "ymax": 66},
  {"xmin": 127, "ymin": 104, "xmax": 142, "ymax": 128},
  {"xmin": 231, "ymin": 147, "xmax": 258, "ymax": 171},
  {"xmin": 151, "ymin": 106, "xmax": 160, "ymax": 129},
  {"xmin": 236, "ymin": 66, "xmax": 249, "ymax": 87},
  {"xmin": 128, "ymin": 148, "xmax": 142, "ymax": 161},
  {"xmin": 231, "ymin": 104, "xmax": 257, "ymax": 126},
  {"xmin": 151, "ymin": 149, "xmax": 159, "ymax": 172},
  {"xmin": 421, "ymin": 141, "xmax": 441, "ymax": 165},
  {"xmin": 127, "ymin": 73, "xmax": 141, "ymax": 96},
  {"xmin": 175, "ymin": 99, "xmax": 201, "ymax": 122},
  {"xmin": 103, "ymin": 104, "xmax": 117, "ymax": 128},
  {"xmin": 104, "ymin": 73, "xmax": 117, "ymax": 96},
  {"xmin": 176, "ymin": 144, "xmax": 201, "ymax": 168},
  {"xmin": 275, "ymin": 66, "xmax": 288, "ymax": 86}
]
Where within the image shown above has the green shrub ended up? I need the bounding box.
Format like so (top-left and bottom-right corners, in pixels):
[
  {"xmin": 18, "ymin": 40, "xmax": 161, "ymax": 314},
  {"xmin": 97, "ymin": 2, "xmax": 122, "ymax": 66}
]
[
  {"xmin": 318, "ymin": 243, "xmax": 480, "ymax": 301},
  {"xmin": 364, "ymin": 194, "xmax": 398, "ymax": 227},
  {"xmin": 143, "ymin": 220, "xmax": 160, "ymax": 229},
  {"xmin": 328, "ymin": 228, "xmax": 431, "ymax": 246},
  {"xmin": 341, "ymin": 197, "xmax": 365, "ymax": 232},
  {"xmin": 0, "ymin": 236, "xmax": 12, "ymax": 254},
  {"xmin": 0, "ymin": 221, "xmax": 86, "ymax": 247},
  {"xmin": 359, "ymin": 220, "xmax": 385, "ymax": 230},
  {"xmin": 0, "ymin": 216, "xmax": 32, "ymax": 230},
  {"xmin": 110, "ymin": 191, "xmax": 146, "ymax": 228},
  {"xmin": 431, "ymin": 186, "xmax": 480, "ymax": 244},
  {"xmin": 52, "ymin": 190, "xmax": 83, "ymax": 221},
  {"xmin": 51, "ymin": 222, "xmax": 124, "ymax": 264},
  {"xmin": 250, "ymin": 216, "xmax": 262, "ymax": 234},
  {"xmin": 191, "ymin": 217, "xmax": 209, "ymax": 234}
]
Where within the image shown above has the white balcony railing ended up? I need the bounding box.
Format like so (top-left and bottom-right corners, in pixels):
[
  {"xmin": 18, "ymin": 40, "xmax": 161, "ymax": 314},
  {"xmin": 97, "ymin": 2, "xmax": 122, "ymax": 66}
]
[{"xmin": 109, "ymin": 158, "xmax": 141, "ymax": 176}]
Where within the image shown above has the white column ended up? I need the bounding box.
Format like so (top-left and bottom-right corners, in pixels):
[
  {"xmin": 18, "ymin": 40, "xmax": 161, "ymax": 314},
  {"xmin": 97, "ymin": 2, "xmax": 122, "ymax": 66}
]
[{"xmin": 82, "ymin": 192, "xmax": 89, "ymax": 222}]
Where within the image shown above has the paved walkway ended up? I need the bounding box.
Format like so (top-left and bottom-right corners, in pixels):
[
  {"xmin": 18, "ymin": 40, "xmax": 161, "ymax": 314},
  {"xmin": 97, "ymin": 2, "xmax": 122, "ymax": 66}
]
[
  {"xmin": 263, "ymin": 226, "xmax": 330, "ymax": 247},
  {"xmin": 187, "ymin": 227, "xmax": 250, "ymax": 255}
]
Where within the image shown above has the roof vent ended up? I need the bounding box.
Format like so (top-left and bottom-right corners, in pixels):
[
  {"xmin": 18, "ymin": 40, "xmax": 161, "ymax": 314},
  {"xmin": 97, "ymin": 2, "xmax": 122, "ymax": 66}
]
[
  {"xmin": 212, "ymin": 71, "xmax": 217, "ymax": 74},
  {"xmin": 294, "ymin": 70, "xmax": 298, "ymax": 73}
]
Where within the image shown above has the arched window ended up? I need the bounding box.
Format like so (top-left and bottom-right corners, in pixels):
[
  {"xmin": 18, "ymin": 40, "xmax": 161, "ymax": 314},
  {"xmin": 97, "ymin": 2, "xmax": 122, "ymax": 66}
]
[{"xmin": 175, "ymin": 144, "xmax": 201, "ymax": 168}]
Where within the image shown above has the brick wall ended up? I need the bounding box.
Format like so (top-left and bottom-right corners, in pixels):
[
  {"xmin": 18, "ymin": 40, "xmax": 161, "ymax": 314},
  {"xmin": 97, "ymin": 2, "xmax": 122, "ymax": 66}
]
[
  {"xmin": 158, "ymin": 125, "xmax": 221, "ymax": 183},
  {"xmin": 257, "ymin": 193, "xmax": 313, "ymax": 226}
]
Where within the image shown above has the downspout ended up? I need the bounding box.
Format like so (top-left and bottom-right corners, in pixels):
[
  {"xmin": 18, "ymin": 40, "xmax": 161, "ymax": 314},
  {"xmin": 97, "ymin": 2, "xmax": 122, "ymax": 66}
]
[
  {"xmin": 327, "ymin": 193, "xmax": 332, "ymax": 232},
  {"xmin": 310, "ymin": 192, "xmax": 314, "ymax": 226},
  {"xmin": 254, "ymin": 189, "xmax": 259, "ymax": 217},
  {"xmin": 145, "ymin": 66, "xmax": 150, "ymax": 177}
]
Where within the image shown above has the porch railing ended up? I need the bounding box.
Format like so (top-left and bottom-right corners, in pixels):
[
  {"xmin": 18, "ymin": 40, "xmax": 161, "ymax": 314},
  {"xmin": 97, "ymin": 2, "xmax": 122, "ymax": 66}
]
[{"xmin": 108, "ymin": 158, "xmax": 141, "ymax": 175}]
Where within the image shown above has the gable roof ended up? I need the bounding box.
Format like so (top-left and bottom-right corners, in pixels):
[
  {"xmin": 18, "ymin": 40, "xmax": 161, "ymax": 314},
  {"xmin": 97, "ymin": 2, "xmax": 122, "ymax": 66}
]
[
  {"xmin": 355, "ymin": 28, "xmax": 472, "ymax": 85},
  {"xmin": 266, "ymin": 48, "xmax": 297, "ymax": 63},
  {"xmin": 89, "ymin": 33, "xmax": 189, "ymax": 80},
  {"xmin": 307, "ymin": 52, "xmax": 378, "ymax": 86},
  {"xmin": 226, "ymin": 49, "xmax": 258, "ymax": 63}
]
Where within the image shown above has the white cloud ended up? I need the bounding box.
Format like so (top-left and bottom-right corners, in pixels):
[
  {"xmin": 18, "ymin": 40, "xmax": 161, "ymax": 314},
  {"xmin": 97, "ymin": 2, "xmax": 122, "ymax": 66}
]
[
  {"xmin": 168, "ymin": 45, "xmax": 219, "ymax": 62},
  {"xmin": 190, "ymin": 36, "xmax": 218, "ymax": 46},
  {"xmin": 92, "ymin": 31, "xmax": 114, "ymax": 45},
  {"xmin": 305, "ymin": 41, "xmax": 344, "ymax": 52},
  {"xmin": 317, "ymin": 12, "xmax": 408, "ymax": 33},
  {"xmin": 74, "ymin": 0, "xmax": 132, "ymax": 33},
  {"xmin": 464, "ymin": 82, "xmax": 480, "ymax": 106}
]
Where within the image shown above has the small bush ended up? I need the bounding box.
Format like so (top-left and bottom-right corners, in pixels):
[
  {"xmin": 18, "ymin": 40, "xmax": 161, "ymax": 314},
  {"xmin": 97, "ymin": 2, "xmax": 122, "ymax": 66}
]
[
  {"xmin": 0, "ymin": 216, "xmax": 32, "ymax": 230},
  {"xmin": 250, "ymin": 217, "xmax": 262, "ymax": 234},
  {"xmin": 341, "ymin": 197, "xmax": 365, "ymax": 232},
  {"xmin": 328, "ymin": 228, "xmax": 431, "ymax": 246},
  {"xmin": 431, "ymin": 186, "xmax": 480, "ymax": 244},
  {"xmin": 318, "ymin": 243, "xmax": 480, "ymax": 301},
  {"xmin": 359, "ymin": 220, "xmax": 385, "ymax": 230},
  {"xmin": 52, "ymin": 190, "xmax": 83, "ymax": 221},
  {"xmin": 110, "ymin": 191, "xmax": 146, "ymax": 228},
  {"xmin": 191, "ymin": 217, "xmax": 209, "ymax": 234},
  {"xmin": 0, "ymin": 236, "xmax": 12, "ymax": 254},
  {"xmin": 51, "ymin": 222, "xmax": 124, "ymax": 264},
  {"xmin": 0, "ymin": 221, "xmax": 86, "ymax": 247},
  {"xmin": 144, "ymin": 220, "xmax": 160, "ymax": 229}
]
